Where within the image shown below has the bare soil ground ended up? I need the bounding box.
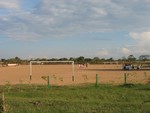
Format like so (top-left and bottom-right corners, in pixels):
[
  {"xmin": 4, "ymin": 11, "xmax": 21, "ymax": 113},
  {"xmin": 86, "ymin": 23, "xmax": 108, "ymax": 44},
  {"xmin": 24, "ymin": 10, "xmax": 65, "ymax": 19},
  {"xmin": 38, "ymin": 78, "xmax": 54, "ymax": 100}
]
[{"xmin": 0, "ymin": 64, "xmax": 150, "ymax": 85}]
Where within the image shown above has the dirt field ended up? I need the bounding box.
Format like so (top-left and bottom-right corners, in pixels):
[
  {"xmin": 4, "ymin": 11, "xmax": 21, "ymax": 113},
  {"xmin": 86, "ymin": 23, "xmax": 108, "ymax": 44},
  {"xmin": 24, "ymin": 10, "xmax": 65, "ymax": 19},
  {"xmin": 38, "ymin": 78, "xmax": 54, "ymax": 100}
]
[{"xmin": 0, "ymin": 64, "xmax": 150, "ymax": 85}]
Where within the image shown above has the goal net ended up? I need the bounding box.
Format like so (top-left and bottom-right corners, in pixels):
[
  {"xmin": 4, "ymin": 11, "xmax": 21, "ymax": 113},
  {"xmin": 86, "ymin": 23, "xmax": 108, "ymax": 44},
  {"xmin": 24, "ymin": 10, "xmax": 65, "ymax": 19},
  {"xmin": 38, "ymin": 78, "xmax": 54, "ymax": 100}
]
[{"xmin": 29, "ymin": 61, "xmax": 75, "ymax": 84}]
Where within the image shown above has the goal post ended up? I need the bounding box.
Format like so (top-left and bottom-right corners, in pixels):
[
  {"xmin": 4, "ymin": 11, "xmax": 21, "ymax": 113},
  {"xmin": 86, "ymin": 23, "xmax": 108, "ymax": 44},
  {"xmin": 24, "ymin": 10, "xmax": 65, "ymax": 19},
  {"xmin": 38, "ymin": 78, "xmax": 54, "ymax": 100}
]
[{"xmin": 29, "ymin": 61, "xmax": 75, "ymax": 81}]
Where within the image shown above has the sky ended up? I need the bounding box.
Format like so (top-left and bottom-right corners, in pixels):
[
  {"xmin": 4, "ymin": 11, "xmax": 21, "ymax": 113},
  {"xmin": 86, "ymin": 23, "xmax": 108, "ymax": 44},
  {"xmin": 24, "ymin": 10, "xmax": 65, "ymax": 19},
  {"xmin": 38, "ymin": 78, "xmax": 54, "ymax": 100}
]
[{"xmin": 0, "ymin": 0, "xmax": 150, "ymax": 59}]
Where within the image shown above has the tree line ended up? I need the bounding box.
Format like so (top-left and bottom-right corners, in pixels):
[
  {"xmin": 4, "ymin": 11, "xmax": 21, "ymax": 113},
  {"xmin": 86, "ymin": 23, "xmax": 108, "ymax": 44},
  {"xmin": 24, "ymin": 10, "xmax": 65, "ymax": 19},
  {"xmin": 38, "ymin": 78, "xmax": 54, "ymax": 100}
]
[{"xmin": 0, "ymin": 55, "xmax": 150, "ymax": 65}]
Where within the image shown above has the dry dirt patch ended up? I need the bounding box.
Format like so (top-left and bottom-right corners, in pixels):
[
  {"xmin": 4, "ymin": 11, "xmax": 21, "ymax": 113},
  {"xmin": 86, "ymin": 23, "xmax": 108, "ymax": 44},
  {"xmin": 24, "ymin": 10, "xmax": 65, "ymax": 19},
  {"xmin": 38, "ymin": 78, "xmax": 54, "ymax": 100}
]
[{"xmin": 0, "ymin": 64, "xmax": 150, "ymax": 85}]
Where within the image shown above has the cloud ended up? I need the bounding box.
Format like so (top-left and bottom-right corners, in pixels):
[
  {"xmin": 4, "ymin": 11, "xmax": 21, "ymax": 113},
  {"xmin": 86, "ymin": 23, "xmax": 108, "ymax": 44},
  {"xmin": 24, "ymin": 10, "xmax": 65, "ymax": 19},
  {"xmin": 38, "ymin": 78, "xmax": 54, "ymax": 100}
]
[
  {"xmin": 96, "ymin": 49, "xmax": 109, "ymax": 56},
  {"xmin": 122, "ymin": 48, "xmax": 131, "ymax": 55},
  {"xmin": 0, "ymin": 0, "xmax": 20, "ymax": 9},
  {"xmin": 127, "ymin": 31, "xmax": 150, "ymax": 56},
  {"xmin": 130, "ymin": 32, "xmax": 150, "ymax": 44},
  {"xmin": 0, "ymin": 0, "xmax": 150, "ymax": 40}
]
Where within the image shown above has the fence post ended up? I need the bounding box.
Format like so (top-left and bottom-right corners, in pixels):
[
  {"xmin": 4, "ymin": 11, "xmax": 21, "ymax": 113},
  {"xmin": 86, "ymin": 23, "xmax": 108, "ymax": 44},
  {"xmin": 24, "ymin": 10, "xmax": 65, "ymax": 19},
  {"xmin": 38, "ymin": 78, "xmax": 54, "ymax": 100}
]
[
  {"xmin": 124, "ymin": 73, "xmax": 127, "ymax": 84},
  {"xmin": 47, "ymin": 76, "xmax": 50, "ymax": 89},
  {"xmin": 72, "ymin": 76, "xmax": 74, "ymax": 82},
  {"xmin": 30, "ymin": 75, "xmax": 32, "ymax": 80},
  {"xmin": 95, "ymin": 74, "xmax": 99, "ymax": 87},
  {"xmin": 1, "ymin": 93, "xmax": 6, "ymax": 113}
]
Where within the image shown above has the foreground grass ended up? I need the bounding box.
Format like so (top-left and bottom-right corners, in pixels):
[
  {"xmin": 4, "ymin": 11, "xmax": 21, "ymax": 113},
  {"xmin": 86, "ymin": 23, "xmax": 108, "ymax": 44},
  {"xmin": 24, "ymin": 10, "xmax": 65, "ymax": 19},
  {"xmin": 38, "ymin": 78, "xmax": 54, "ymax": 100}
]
[{"xmin": 0, "ymin": 84, "xmax": 150, "ymax": 113}]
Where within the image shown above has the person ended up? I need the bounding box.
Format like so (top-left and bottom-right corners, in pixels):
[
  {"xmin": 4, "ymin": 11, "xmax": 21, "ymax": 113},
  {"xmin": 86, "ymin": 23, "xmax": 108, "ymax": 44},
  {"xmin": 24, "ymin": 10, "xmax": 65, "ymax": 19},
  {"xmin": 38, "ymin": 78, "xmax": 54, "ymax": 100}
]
[
  {"xmin": 79, "ymin": 64, "xmax": 81, "ymax": 68},
  {"xmin": 132, "ymin": 65, "xmax": 134, "ymax": 70},
  {"xmin": 86, "ymin": 63, "xmax": 88, "ymax": 67},
  {"xmin": 137, "ymin": 65, "xmax": 140, "ymax": 70},
  {"xmin": 79, "ymin": 64, "xmax": 84, "ymax": 68}
]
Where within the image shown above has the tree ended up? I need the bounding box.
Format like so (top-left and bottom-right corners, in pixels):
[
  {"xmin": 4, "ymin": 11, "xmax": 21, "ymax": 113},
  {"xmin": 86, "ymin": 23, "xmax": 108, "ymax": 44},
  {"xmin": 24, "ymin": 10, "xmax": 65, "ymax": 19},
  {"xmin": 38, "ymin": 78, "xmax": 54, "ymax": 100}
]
[
  {"xmin": 1, "ymin": 59, "xmax": 6, "ymax": 62},
  {"xmin": 15, "ymin": 57, "xmax": 21, "ymax": 63},
  {"xmin": 85, "ymin": 58, "xmax": 92, "ymax": 62},
  {"xmin": 106, "ymin": 57, "xmax": 114, "ymax": 61},
  {"xmin": 92, "ymin": 57, "xmax": 100, "ymax": 63},
  {"xmin": 139, "ymin": 55, "xmax": 150, "ymax": 60},
  {"xmin": 59, "ymin": 58, "xmax": 68, "ymax": 61},
  {"xmin": 76, "ymin": 56, "xmax": 85, "ymax": 63},
  {"xmin": 128, "ymin": 55, "xmax": 136, "ymax": 61},
  {"xmin": 50, "ymin": 58, "xmax": 58, "ymax": 61},
  {"xmin": 69, "ymin": 57, "xmax": 75, "ymax": 61}
]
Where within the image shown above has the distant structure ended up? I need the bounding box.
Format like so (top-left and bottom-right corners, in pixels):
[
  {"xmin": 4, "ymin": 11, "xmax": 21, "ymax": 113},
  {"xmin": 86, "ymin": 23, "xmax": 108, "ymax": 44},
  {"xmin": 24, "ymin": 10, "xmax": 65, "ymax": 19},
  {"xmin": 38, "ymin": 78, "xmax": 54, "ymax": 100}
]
[{"xmin": 8, "ymin": 64, "xmax": 18, "ymax": 67}]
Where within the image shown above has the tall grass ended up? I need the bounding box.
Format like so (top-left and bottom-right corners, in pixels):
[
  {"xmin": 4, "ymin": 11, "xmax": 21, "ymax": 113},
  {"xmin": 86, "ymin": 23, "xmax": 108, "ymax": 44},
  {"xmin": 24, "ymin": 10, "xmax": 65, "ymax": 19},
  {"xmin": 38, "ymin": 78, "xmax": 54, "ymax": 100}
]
[{"xmin": 0, "ymin": 84, "xmax": 150, "ymax": 113}]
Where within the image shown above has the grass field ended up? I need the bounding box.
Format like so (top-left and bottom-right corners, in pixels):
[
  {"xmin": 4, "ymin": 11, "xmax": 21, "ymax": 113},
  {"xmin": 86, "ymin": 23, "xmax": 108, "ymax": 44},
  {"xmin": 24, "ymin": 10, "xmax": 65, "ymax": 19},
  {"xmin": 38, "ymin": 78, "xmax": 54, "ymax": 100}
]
[{"xmin": 0, "ymin": 84, "xmax": 150, "ymax": 113}]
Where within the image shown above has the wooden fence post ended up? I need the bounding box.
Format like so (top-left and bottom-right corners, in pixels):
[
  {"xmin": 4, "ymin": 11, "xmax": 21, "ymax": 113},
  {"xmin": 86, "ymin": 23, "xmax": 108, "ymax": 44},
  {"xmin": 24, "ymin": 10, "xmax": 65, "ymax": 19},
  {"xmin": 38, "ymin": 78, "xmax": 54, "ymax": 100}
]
[
  {"xmin": 1, "ymin": 93, "xmax": 6, "ymax": 113},
  {"xmin": 95, "ymin": 74, "xmax": 99, "ymax": 87},
  {"xmin": 47, "ymin": 76, "xmax": 50, "ymax": 89},
  {"xmin": 124, "ymin": 73, "xmax": 127, "ymax": 84}
]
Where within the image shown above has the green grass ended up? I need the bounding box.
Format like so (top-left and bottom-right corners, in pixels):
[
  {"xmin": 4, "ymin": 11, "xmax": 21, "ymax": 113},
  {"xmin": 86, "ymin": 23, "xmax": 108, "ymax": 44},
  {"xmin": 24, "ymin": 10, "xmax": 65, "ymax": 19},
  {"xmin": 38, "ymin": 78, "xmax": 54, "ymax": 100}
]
[{"xmin": 0, "ymin": 84, "xmax": 150, "ymax": 113}]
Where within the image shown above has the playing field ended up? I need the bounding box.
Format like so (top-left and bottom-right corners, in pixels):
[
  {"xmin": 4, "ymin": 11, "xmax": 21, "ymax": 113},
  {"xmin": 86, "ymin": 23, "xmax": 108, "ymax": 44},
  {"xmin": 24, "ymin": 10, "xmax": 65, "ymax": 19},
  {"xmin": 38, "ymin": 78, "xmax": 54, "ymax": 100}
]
[{"xmin": 0, "ymin": 64, "xmax": 150, "ymax": 85}]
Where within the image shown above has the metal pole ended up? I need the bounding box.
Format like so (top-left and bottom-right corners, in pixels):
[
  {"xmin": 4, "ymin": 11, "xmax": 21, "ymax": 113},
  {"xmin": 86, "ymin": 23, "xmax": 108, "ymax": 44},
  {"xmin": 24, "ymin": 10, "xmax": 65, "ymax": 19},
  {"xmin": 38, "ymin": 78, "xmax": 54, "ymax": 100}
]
[{"xmin": 29, "ymin": 60, "xmax": 74, "ymax": 81}]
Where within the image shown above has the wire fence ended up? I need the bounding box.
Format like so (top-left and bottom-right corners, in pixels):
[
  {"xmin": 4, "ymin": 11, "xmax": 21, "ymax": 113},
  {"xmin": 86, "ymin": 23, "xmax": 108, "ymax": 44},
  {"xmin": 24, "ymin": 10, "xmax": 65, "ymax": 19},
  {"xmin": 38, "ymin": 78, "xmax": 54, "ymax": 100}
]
[{"xmin": 36, "ymin": 71, "xmax": 150, "ymax": 88}]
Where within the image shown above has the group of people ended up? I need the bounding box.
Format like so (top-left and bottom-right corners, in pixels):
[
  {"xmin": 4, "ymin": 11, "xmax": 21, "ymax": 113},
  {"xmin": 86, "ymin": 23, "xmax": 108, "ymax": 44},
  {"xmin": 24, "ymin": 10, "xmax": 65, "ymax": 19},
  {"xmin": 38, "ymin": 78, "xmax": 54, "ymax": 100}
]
[
  {"xmin": 123, "ymin": 64, "xmax": 141, "ymax": 70},
  {"xmin": 79, "ymin": 63, "xmax": 88, "ymax": 68}
]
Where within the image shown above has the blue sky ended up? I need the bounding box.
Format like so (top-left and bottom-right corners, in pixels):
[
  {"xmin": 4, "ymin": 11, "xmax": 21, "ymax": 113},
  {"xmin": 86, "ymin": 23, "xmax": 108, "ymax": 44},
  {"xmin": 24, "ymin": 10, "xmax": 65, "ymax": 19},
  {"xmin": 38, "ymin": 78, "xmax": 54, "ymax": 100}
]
[{"xmin": 0, "ymin": 0, "xmax": 150, "ymax": 59}]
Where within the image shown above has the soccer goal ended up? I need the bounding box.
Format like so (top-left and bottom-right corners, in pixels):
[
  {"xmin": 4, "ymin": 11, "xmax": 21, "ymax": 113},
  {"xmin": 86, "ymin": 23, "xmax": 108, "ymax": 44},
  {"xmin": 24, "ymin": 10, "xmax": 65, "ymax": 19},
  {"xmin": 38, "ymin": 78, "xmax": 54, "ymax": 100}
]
[{"xmin": 29, "ymin": 61, "xmax": 75, "ymax": 81}]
